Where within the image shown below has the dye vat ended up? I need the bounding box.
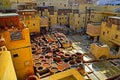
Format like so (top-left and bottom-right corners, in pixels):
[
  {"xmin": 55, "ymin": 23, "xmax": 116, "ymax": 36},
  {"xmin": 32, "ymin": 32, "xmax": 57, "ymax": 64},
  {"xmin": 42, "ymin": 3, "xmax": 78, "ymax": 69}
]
[
  {"xmin": 26, "ymin": 75, "xmax": 39, "ymax": 80},
  {"xmin": 34, "ymin": 62, "xmax": 41, "ymax": 67},
  {"xmin": 43, "ymin": 63, "xmax": 50, "ymax": 68},
  {"xmin": 50, "ymin": 67, "xmax": 58, "ymax": 73},
  {"xmin": 36, "ymin": 66, "xmax": 44, "ymax": 72}
]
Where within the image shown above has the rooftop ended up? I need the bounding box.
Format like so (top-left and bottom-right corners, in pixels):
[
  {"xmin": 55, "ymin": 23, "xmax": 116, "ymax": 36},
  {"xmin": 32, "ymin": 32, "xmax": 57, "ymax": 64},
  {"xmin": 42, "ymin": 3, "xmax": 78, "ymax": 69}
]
[
  {"xmin": 109, "ymin": 16, "xmax": 120, "ymax": 20},
  {"xmin": 0, "ymin": 13, "xmax": 19, "ymax": 18}
]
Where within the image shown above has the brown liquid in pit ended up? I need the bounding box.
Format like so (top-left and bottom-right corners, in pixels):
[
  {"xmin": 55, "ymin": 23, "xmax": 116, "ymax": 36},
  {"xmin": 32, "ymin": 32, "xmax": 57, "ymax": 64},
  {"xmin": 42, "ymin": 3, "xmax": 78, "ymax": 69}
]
[{"xmin": 43, "ymin": 63, "xmax": 50, "ymax": 68}]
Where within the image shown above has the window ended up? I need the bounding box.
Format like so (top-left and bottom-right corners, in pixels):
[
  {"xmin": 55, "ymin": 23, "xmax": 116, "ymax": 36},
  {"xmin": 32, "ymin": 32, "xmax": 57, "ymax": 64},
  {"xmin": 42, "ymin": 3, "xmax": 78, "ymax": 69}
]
[
  {"xmin": 13, "ymin": 54, "xmax": 18, "ymax": 58},
  {"xmin": 64, "ymin": 4, "xmax": 66, "ymax": 7},
  {"xmin": 49, "ymin": 18, "xmax": 50, "ymax": 21},
  {"xmin": 49, "ymin": 3, "xmax": 51, "ymax": 5},
  {"xmin": 91, "ymin": 15, "xmax": 94, "ymax": 18},
  {"xmin": 118, "ymin": 25, "xmax": 120, "ymax": 30},
  {"xmin": 32, "ymin": 15, "xmax": 35, "ymax": 19},
  {"xmin": 103, "ymin": 32, "xmax": 105, "ymax": 35},
  {"xmin": 25, "ymin": 16, "xmax": 29, "ymax": 20},
  {"xmin": 59, "ymin": 18, "xmax": 61, "ymax": 20},
  {"xmin": 33, "ymin": 24, "xmax": 35, "ymax": 26},
  {"xmin": 115, "ymin": 35, "xmax": 118, "ymax": 39},
  {"xmin": 43, "ymin": 2, "xmax": 45, "ymax": 6},
  {"xmin": 20, "ymin": 17, "xmax": 23, "ymax": 20},
  {"xmin": 106, "ymin": 19, "xmax": 112, "ymax": 27},
  {"xmin": 107, "ymin": 31, "xmax": 109, "ymax": 34}
]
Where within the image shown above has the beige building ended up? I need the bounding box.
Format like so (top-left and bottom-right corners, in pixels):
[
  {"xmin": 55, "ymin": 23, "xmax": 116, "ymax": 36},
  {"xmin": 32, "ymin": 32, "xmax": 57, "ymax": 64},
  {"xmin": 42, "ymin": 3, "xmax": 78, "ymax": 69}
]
[
  {"xmin": 10, "ymin": 0, "xmax": 32, "ymax": 3},
  {"xmin": 34, "ymin": 0, "xmax": 69, "ymax": 9},
  {"xmin": 17, "ymin": 9, "xmax": 40, "ymax": 33}
]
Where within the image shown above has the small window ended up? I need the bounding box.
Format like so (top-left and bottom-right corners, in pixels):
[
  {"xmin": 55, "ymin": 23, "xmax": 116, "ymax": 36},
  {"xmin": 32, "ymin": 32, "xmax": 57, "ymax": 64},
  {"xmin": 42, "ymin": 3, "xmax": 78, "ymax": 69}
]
[
  {"xmin": 115, "ymin": 35, "xmax": 118, "ymax": 39},
  {"xmin": 117, "ymin": 25, "xmax": 120, "ymax": 30},
  {"xmin": 33, "ymin": 24, "xmax": 35, "ymax": 26},
  {"xmin": 25, "ymin": 16, "xmax": 29, "ymax": 20},
  {"xmin": 32, "ymin": 15, "xmax": 35, "ymax": 19},
  {"xmin": 103, "ymin": 32, "xmax": 105, "ymax": 35},
  {"xmin": 13, "ymin": 54, "xmax": 18, "ymax": 58},
  {"xmin": 107, "ymin": 31, "xmax": 109, "ymax": 34},
  {"xmin": 49, "ymin": 18, "xmax": 50, "ymax": 21},
  {"xmin": 49, "ymin": 3, "xmax": 51, "ymax": 5},
  {"xmin": 91, "ymin": 15, "xmax": 94, "ymax": 18},
  {"xmin": 64, "ymin": 4, "xmax": 66, "ymax": 7},
  {"xmin": 59, "ymin": 18, "xmax": 61, "ymax": 20},
  {"xmin": 20, "ymin": 17, "xmax": 23, "ymax": 20}
]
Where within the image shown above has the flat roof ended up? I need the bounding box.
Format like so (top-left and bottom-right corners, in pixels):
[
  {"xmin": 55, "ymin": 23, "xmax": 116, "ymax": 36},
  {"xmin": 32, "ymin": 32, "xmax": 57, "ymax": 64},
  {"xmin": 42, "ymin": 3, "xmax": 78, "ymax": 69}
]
[
  {"xmin": 109, "ymin": 16, "xmax": 120, "ymax": 20},
  {"xmin": 0, "ymin": 13, "xmax": 19, "ymax": 18}
]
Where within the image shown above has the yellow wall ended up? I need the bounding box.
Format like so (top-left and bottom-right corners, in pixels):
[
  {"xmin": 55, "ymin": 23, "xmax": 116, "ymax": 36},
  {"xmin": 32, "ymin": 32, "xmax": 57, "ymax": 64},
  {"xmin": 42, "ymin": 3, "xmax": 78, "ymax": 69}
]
[
  {"xmin": 0, "ymin": 46, "xmax": 17, "ymax": 80},
  {"xmin": 48, "ymin": 11, "xmax": 58, "ymax": 27},
  {"xmin": 50, "ymin": 68, "xmax": 84, "ymax": 80},
  {"xmin": 79, "ymin": 4, "xmax": 94, "ymax": 12},
  {"xmin": 2, "ymin": 28, "xmax": 34, "ymax": 80},
  {"xmin": 90, "ymin": 11, "xmax": 103, "ymax": 22},
  {"xmin": 100, "ymin": 22, "xmax": 118, "ymax": 46},
  {"xmin": 58, "ymin": 13, "xmax": 68, "ymax": 25},
  {"xmin": 34, "ymin": 0, "xmax": 69, "ymax": 9},
  {"xmin": 69, "ymin": 13, "xmax": 81, "ymax": 30},
  {"xmin": 99, "ymin": 17, "xmax": 120, "ymax": 58},
  {"xmin": 40, "ymin": 16, "xmax": 49, "ymax": 30},
  {"xmin": 90, "ymin": 43, "xmax": 110, "ymax": 60},
  {"xmin": 22, "ymin": 15, "xmax": 40, "ymax": 33}
]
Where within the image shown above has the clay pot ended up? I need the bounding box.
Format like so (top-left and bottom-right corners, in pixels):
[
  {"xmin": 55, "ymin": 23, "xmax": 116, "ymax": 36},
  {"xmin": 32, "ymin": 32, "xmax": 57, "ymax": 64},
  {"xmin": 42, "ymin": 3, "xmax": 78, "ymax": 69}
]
[{"xmin": 26, "ymin": 75, "xmax": 39, "ymax": 80}]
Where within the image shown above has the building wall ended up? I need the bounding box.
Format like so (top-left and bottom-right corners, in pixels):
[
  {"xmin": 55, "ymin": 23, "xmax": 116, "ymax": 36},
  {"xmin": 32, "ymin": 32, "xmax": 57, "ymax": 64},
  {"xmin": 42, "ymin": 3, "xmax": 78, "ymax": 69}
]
[
  {"xmin": 90, "ymin": 11, "xmax": 103, "ymax": 22},
  {"xmin": 100, "ymin": 17, "xmax": 120, "ymax": 56},
  {"xmin": 0, "ymin": 46, "xmax": 17, "ymax": 80},
  {"xmin": 48, "ymin": 11, "xmax": 58, "ymax": 27},
  {"xmin": 2, "ymin": 29, "xmax": 34, "ymax": 80},
  {"xmin": 40, "ymin": 16, "xmax": 49, "ymax": 29},
  {"xmin": 34, "ymin": 0, "xmax": 69, "ymax": 9},
  {"xmin": 18, "ymin": 10, "xmax": 40, "ymax": 33},
  {"xmin": 58, "ymin": 13, "xmax": 68, "ymax": 25}
]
